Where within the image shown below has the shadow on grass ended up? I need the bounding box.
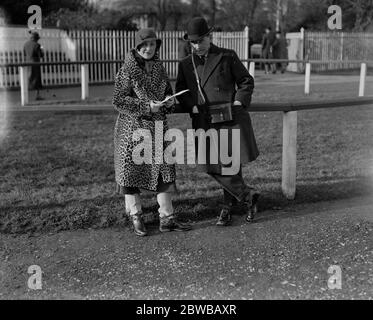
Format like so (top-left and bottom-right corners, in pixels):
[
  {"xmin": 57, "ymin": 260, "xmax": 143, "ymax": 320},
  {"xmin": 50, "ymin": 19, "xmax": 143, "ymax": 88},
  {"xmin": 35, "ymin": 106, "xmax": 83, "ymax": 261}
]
[{"xmin": 1, "ymin": 176, "xmax": 372, "ymax": 235}]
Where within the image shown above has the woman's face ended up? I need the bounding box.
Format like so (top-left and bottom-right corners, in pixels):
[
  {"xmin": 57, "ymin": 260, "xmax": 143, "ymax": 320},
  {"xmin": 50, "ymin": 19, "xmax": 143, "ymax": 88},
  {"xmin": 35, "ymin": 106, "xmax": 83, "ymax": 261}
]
[{"xmin": 137, "ymin": 40, "xmax": 157, "ymax": 59}]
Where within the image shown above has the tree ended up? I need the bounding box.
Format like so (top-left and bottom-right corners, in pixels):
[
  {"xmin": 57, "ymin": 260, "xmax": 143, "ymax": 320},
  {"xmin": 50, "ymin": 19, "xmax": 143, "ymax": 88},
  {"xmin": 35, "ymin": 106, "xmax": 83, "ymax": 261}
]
[
  {"xmin": 343, "ymin": 0, "xmax": 373, "ymax": 31},
  {"xmin": 0, "ymin": 0, "xmax": 89, "ymax": 26},
  {"xmin": 218, "ymin": 0, "xmax": 260, "ymax": 30},
  {"xmin": 116, "ymin": 0, "xmax": 188, "ymax": 30},
  {"xmin": 289, "ymin": 0, "xmax": 373, "ymax": 32},
  {"xmin": 43, "ymin": 7, "xmax": 136, "ymax": 30}
]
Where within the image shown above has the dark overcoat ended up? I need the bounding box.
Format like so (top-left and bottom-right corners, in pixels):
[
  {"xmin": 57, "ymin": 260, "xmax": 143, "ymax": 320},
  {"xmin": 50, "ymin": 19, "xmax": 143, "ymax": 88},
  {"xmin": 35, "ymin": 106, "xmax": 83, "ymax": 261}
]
[
  {"xmin": 272, "ymin": 37, "xmax": 288, "ymax": 60},
  {"xmin": 112, "ymin": 49, "xmax": 176, "ymax": 191},
  {"xmin": 175, "ymin": 44, "xmax": 259, "ymax": 173},
  {"xmin": 24, "ymin": 39, "xmax": 43, "ymax": 90},
  {"xmin": 261, "ymin": 31, "xmax": 276, "ymax": 59}
]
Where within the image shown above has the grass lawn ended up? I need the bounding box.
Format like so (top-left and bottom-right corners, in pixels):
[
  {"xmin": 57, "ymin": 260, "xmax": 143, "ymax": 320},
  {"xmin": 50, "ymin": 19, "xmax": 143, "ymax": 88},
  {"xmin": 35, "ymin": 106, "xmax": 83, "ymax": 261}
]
[{"xmin": 1, "ymin": 83, "xmax": 373, "ymax": 234}]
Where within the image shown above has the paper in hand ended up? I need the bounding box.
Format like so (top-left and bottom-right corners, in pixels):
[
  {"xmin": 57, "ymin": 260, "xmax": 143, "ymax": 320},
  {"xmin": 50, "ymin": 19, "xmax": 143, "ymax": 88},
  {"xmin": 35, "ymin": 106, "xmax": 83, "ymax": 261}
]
[{"xmin": 159, "ymin": 89, "xmax": 190, "ymax": 105}]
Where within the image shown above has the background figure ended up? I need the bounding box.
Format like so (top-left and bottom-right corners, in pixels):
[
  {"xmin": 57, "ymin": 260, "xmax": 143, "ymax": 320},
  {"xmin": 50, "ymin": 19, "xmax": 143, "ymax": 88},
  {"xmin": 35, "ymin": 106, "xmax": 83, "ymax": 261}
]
[
  {"xmin": 248, "ymin": 35, "xmax": 254, "ymax": 60},
  {"xmin": 272, "ymin": 31, "xmax": 288, "ymax": 74},
  {"xmin": 178, "ymin": 37, "xmax": 191, "ymax": 60},
  {"xmin": 261, "ymin": 27, "xmax": 275, "ymax": 74},
  {"xmin": 24, "ymin": 31, "xmax": 44, "ymax": 100}
]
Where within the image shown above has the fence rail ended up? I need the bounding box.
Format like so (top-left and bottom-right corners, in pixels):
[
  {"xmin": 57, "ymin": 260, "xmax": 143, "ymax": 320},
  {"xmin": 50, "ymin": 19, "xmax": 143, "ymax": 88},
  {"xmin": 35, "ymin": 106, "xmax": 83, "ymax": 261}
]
[{"xmin": 2, "ymin": 58, "xmax": 371, "ymax": 105}]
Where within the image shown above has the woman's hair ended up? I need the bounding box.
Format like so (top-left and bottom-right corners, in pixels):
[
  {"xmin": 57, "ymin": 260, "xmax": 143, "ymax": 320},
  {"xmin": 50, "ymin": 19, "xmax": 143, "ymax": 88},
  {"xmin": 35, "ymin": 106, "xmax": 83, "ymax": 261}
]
[{"xmin": 136, "ymin": 40, "xmax": 161, "ymax": 52}]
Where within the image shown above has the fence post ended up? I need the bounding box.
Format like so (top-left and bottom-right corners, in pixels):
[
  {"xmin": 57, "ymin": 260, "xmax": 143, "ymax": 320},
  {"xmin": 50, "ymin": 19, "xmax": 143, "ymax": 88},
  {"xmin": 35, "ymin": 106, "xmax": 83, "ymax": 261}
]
[
  {"xmin": 305, "ymin": 62, "xmax": 311, "ymax": 95},
  {"xmin": 19, "ymin": 66, "xmax": 29, "ymax": 106},
  {"xmin": 299, "ymin": 27, "xmax": 305, "ymax": 73},
  {"xmin": 359, "ymin": 63, "xmax": 367, "ymax": 97},
  {"xmin": 249, "ymin": 61, "xmax": 255, "ymax": 78},
  {"xmin": 81, "ymin": 64, "xmax": 89, "ymax": 100},
  {"xmin": 244, "ymin": 26, "xmax": 249, "ymax": 69},
  {"xmin": 282, "ymin": 111, "xmax": 297, "ymax": 200}
]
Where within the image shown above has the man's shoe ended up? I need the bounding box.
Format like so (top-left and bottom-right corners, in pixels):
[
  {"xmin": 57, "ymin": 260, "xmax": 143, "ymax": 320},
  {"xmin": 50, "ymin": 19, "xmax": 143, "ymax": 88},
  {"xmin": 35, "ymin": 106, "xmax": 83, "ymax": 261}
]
[
  {"xmin": 216, "ymin": 207, "xmax": 232, "ymax": 226},
  {"xmin": 246, "ymin": 192, "xmax": 260, "ymax": 223},
  {"xmin": 159, "ymin": 215, "xmax": 192, "ymax": 232},
  {"xmin": 130, "ymin": 213, "xmax": 147, "ymax": 236}
]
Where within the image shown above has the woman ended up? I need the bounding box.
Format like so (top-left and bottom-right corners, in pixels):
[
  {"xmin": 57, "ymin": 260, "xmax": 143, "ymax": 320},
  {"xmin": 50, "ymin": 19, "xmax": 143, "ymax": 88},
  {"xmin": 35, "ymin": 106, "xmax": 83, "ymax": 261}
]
[{"xmin": 112, "ymin": 28, "xmax": 191, "ymax": 236}]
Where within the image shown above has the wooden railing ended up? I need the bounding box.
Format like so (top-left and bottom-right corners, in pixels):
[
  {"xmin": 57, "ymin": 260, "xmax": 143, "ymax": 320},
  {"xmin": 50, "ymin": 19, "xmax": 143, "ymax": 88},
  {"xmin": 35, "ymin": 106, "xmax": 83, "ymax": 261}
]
[{"xmin": 2, "ymin": 58, "xmax": 371, "ymax": 106}]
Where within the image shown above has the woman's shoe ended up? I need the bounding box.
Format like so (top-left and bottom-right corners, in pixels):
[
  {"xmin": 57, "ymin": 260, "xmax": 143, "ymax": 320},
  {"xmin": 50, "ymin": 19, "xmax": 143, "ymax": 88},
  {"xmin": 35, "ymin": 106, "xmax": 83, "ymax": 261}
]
[
  {"xmin": 159, "ymin": 215, "xmax": 192, "ymax": 232},
  {"xmin": 130, "ymin": 213, "xmax": 147, "ymax": 236}
]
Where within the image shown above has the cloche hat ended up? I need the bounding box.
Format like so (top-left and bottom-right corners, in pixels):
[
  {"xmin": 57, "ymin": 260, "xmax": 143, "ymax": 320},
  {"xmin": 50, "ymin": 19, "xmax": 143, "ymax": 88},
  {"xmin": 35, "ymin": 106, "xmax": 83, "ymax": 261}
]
[{"xmin": 135, "ymin": 28, "xmax": 162, "ymax": 50}]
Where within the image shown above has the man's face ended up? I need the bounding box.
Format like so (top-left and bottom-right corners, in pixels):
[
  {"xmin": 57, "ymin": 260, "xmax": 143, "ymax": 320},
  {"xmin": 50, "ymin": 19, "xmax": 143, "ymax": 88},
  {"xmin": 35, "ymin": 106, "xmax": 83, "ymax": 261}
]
[{"xmin": 190, "ymin": 36, "xmax": 211, "ymax": 56}]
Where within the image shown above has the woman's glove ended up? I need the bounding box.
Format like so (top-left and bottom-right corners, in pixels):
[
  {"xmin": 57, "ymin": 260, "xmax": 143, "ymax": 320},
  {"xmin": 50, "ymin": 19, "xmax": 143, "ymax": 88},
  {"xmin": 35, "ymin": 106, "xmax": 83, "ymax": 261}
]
[
  {"xmin": 150, "ymin": 100, "xmax": 164, "ymax": 113},
  {"xmin": 164, "ymin": 96, "xmax": 175, "ymax": 109}
]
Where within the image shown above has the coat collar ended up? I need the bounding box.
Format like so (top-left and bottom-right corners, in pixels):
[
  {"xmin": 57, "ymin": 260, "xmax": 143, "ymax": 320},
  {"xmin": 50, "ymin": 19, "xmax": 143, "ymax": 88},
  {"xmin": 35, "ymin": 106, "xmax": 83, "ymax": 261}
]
[
  {"xmin": 184, "ymin": 44, "xmax": 223, "ymax": 87},
  {"xmin": 126, "ymin": 49, "xmax": 163, "ymax": 81},
  {"xmin": 200, "ymin": 44, "xmax": 223, "ymax": 87}
]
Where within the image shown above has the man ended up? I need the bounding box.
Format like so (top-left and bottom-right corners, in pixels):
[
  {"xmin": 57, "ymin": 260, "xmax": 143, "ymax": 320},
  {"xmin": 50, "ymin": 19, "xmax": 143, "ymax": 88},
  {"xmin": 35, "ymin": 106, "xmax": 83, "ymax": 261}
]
[
  {"xmin": 272, "ymin": 31, "xmax": 288, "ymax": 74},
  {"xmin": 24, "ymin": 31, "xmax": 44, "ymax": 100},
  {"xmin": 261, "ymin": 26, "xmax": 275, "ymax": 74},
  {"xmin": 176, "ymin": 17, "xmax": 260, "ymax": 226}
]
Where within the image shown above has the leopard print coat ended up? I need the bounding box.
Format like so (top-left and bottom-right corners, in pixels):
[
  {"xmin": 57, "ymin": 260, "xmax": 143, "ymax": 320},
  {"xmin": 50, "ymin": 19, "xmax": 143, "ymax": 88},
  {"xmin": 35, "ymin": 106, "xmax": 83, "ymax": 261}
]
[{"xmin": 112, "ymin": 49, "xmax": 176, "ymax": 191}]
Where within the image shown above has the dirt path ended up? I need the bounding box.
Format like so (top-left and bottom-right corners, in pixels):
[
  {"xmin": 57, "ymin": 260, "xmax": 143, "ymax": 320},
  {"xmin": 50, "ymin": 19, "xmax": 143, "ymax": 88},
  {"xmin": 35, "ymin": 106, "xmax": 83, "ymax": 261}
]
[{"xmin": 1, "ymin": 195, "xmax": 372, "ymax": 300}]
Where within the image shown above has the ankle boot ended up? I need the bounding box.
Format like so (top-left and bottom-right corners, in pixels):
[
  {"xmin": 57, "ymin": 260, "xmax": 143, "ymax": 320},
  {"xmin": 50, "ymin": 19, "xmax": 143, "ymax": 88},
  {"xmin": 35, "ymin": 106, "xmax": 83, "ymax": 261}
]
[
  {"xmin": 159, "ymin": 215, "xmax": 192, "ymax": 232},
  {"xmin": 245, "ymin": 192, "xmax": 260, "ymax": 223},
  {"xmin": 130, "ymin": 213, "xmax": 147, "ymax": 236}
]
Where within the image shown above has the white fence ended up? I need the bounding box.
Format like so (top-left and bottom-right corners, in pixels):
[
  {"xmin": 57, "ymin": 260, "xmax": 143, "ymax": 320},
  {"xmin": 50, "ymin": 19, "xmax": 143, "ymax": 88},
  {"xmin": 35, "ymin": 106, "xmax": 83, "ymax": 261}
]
[
  {"xmin": 286, "ymin": 29, "xmax": 305, "ymax": 73},
  {"xmin": 0, "ymin": 27, "xmax": 249, "ymax": 89},
  {"xmin": 285, "ymin": 29, "xmax": 373, "ymax": 73},
  {"xmin": 304, "ymin": 31, "xmax": 373, "ymax": 72},
  {"xmin": 0, "ymin": 26, "xmax": 78, "ymax": 88}
]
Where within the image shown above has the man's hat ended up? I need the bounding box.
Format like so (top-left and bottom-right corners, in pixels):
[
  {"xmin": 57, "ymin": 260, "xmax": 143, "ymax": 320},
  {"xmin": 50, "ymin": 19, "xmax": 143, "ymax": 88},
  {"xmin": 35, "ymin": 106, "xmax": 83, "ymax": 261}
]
[
  {"xmin": 183, "ymin": 17, "xmax": 214, "ymax": 41},
  {"xmin": 135, "ymin": 28, "xmax": 161, "ymax": 50},
  {"xmin": 29, "ymin": 30, "xmax": 40, "ymax": 40}
]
